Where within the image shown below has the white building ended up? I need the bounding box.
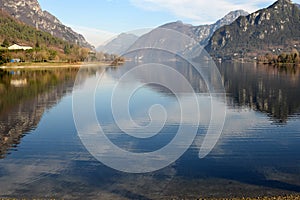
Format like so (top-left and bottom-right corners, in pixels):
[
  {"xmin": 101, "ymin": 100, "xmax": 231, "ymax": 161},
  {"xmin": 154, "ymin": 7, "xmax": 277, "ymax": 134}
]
[{"xmin": 8, "ymin": 44, "xmax": 33, "ymax": 50}]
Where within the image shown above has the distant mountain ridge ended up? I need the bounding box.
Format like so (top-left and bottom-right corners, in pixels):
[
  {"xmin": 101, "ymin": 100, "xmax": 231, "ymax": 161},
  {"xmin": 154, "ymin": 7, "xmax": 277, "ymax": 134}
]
[
  {"xmin": 160, "ymin": 10, "xmax": 249, "ymax": 46},
  {"xmin": 0, "ymin": 0, "xmax": 93, "ymax": 49},
  {"xmin": 97, "ymin": 33, "xmax": 139, "ymax": 55},
  {"xmin": 97, "ymin": 10, "xmax": 248, "ymax": 55},
  {"xmin": 205, "ymin": 0, "xmax": 300, "ymax": 59}
]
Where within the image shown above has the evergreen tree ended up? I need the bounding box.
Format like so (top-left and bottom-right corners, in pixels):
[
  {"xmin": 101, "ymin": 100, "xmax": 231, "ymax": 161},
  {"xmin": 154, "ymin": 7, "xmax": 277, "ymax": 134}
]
[{"xmin": 1, "ymin": 38, "xmax": 9, "ymax": 47}]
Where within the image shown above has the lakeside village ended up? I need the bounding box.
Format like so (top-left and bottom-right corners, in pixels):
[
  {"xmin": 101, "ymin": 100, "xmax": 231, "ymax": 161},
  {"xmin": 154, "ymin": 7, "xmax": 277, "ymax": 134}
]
[{"xmin": 0, "ymin": 41, "xmax": 125, "ymax": 66}]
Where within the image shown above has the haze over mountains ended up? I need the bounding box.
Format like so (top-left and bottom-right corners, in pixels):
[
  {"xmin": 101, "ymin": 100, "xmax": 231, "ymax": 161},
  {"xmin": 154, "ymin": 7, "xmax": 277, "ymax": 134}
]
[
  {"xmin": 98, "ymin": 10, "xmax": 249, "ymax": 55},
  {"xmin": 97, "ymin": 33, "xmax": 139, "ymax": 55},
  {"xmin": 0, "ymin": 0, "xmax": 93, "ymax": 49}
]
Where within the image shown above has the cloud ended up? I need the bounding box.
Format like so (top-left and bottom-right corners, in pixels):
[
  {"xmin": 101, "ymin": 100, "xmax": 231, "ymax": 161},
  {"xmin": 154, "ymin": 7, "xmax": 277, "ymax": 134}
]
[
  {"xmin": 130, "ymin": 0, "xmax": 276, "ymax": 24},
  {"xmin": 69, "ymin": 25, "xmax": 117, "ymax": 47}
]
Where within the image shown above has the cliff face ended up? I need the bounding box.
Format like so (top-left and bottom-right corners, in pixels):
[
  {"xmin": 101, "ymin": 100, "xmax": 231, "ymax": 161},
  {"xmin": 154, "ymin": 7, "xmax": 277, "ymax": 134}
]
[
  {"xmin": 0, "ymin": 0, "xmax": 93, "ymax": 48},
  {"xmin": 205, "ymin": 0, "xmax": 300, "ymax": 59}
]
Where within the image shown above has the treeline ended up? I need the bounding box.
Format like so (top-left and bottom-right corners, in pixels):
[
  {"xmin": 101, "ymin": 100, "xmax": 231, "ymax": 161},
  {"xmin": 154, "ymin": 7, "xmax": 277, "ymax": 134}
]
[
  {"xmin": 0, "ymin": 46, "xmax": 90, "ymax": 65},
  {"xmin": 88, "ymin": 52, "xmax": 125, "ymax": 64},
  {"xmin": 258, "ymin": 49, "xmax": 300, "ymax": 65},
  {"xmin": 0, "ymin": 10, "xmax": 91, "ymax": 64}
]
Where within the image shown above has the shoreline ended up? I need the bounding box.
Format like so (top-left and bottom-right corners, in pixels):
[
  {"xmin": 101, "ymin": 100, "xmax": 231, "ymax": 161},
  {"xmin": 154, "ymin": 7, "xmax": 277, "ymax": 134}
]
[
  {"xmin": 206, "ymin": 196, "xmax": 300, "ymax": 200},
  {"xmin": 0, "ymin": 61, "xmax": 112, "ymax": 70},
  {"xmin": 216, "ymin": 60, "xmax": 300, "ymax": 68}
]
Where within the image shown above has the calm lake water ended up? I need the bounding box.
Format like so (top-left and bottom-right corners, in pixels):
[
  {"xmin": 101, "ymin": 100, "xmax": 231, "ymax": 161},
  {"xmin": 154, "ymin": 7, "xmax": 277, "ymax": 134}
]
[{"xmin": 0, "ymin": 62, "xmax": 300, "ymax": 199}]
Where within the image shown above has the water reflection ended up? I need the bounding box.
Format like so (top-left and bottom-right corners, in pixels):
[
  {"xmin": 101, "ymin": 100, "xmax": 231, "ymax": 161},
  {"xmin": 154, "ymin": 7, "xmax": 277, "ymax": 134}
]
[
  {"xmin": 0, "ymin": 68, "xmax": 78, "ymax": 158},
  {"xmin": 219, "ymin": 62, "xmax": 300, "ymax": 123},
  {"xmin": 0, "ymin": 62, "xmax": 299, "ymax": 199}
]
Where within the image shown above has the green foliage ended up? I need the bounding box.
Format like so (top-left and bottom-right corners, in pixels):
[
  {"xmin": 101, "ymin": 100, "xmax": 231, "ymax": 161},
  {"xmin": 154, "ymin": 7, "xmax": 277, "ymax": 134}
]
[
  {"xmin": 64, "ymin": 44, "xmax": 71, "ymax": 55},
  {"xmin": 0, "ymin": 10, "xmax": 91, "ymax": 64},
  {"xmin": 206, "ymin": 1, "xmax": 300, "ymax": 60},
  {"xmin": 35, "ymin": 41, "xmax": 40, "ymax": 48},
  {"xmin": 1, "ymin": 38, "xmax": 9, "ymax": 47},
  {"xmin": 0, "ymin": 11, "xmax": 64, "ymax": 48}
]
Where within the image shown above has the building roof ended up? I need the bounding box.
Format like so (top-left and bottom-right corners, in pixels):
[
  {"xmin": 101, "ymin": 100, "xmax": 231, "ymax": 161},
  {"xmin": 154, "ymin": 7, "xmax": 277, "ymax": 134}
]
[{"xmin": 8, "ymin": 44, "xmax": 32, "ymax": 50}]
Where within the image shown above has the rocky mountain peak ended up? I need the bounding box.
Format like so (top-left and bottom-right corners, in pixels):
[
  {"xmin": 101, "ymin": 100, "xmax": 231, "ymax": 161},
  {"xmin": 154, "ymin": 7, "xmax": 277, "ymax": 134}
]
[
  {"xmin": 268, "ymin": 0, "xmax": 294, "ymax": 11},
  {"xmin": 0, "ymin": 0, "xmax": 93, "ymax": 48},
  {"xmin": 0, "ymin": 0, "xmax": 42, "ymax": 13},
  {"xmin": 205, "ymin": 0, "xmax": 300, "ymax": 59},
  {"xmin": 158, "ymin": 10, "xmax": 248, "ymax": 46},
  {"xmin": 271, "ymin": 0, "xmax": 292, "ymax": 6},
  {"xmin": 195, "ymin": 10, "xmax": 249, "ymax": 45},
  {"xmin": 215, "ymin": 10, "xmax": 249, "ymax": 26},
  {"xmin": 210, "ymin": 10, "xmax": 249, "ymax": 36}
]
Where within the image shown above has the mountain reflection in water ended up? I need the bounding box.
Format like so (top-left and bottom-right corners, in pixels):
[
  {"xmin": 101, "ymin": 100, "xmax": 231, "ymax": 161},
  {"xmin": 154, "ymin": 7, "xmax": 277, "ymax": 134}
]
[{"xmin": 0, "ymin": 62, "xmax": 299, "ymax": 199}]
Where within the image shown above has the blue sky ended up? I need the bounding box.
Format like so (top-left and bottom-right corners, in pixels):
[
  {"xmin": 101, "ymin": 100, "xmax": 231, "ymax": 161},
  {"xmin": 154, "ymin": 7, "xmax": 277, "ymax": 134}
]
[{"xmin": 38, "ymin": 0, "xmax": 300, "ymax": 47}]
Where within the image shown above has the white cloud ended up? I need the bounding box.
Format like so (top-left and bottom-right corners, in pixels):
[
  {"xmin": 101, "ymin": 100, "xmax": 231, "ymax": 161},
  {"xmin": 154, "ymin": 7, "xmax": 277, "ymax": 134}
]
[
  {"xmin": 69, "ymin": 25, "xmax": 117, "ymax": 47},
  {"xmin": 130, "ymin": 0, "xmax": 280, "ymax": 24}
]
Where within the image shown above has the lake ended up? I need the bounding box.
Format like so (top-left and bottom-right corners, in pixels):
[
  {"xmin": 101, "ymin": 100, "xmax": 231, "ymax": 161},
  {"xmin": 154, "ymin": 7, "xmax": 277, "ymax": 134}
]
[{"xmin": 0, "ymin": 62, "xmax": 300, "ymax": 199}]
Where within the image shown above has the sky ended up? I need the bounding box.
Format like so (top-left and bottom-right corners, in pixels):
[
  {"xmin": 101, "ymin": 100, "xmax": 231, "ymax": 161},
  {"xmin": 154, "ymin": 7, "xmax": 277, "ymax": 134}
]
[{"xmin": 38, "ymin": 0, "xmax": 300, "ymax": 47}]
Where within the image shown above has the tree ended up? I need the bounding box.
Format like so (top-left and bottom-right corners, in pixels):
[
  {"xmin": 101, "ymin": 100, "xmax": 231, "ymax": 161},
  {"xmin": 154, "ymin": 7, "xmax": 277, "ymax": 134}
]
[
  {"xmin": 96, "ymin": 52, "xmax": 105, "ymax": 61},
  {"xmin": 295, "ymin": 55, "xmax": 300, "ymax": 65},
  {"xmin": 64, "ymin": 44, "xmax": 71, "ymax": 54},
  {"xmin": 291, "ymin": 48, "xmax": 299, "ymax": 60},
  {"xmin": 1, "ymin": 38, "xmax": 9, "ymax": 47},
  {"xmin": 48, "ymin": 49, "xmax": 57, "ymax": 60},
  {"xmin": 35, "ymin": 40, "xmax": 40, "ymax": 48},
  {"xmin": 111, "ymin": 57, "xmax": 125, "ymax": 66},
  {"xmin": 78, "ymin": 48, "xmax": 89, "ymax": 61},
  {"xmin": 278, "ymin": 53, "xmax": 287, "ymax": 63},
  {"xmin": 34, "ymin": 50, "xmax": 49, "ymax": 62}
]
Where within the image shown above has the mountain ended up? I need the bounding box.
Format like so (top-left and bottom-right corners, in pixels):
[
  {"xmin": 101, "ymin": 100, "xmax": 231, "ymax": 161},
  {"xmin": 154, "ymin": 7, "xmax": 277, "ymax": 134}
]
[
  {"xmin": 205, "ymin": 0, "xmax": 300, "ymax": 60},
  {"xmin": 98, "ymin": 10, "xmax": 248, "ymax": 56},
  {"xmin": 97, "ymin": 33, "xmax": 139, "ymax": 55},
  {"xmin": 159, "ymin": 20, "xmax": 195, "ymax": 40},
  {"xmin": 0, "ymin": 10, "xmax": 65, "ymax": 48},
  {"xmin": 160, "ymin": 10, "xmax": 249, "ymax": 46},
  {"xmin": 0, "ymin": 0, "xmax": 93, "ymax": 49},
  {"xmin": 0, "ymin": 10, "xmax": 91, "ymax": 63}
]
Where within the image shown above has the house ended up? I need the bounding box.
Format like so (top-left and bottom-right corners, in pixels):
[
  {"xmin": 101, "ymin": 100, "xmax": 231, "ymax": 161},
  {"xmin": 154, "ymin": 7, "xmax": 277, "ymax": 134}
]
[{"xmin": 8, "ymin": 44, "xmax": 32, "ymax": 51}]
